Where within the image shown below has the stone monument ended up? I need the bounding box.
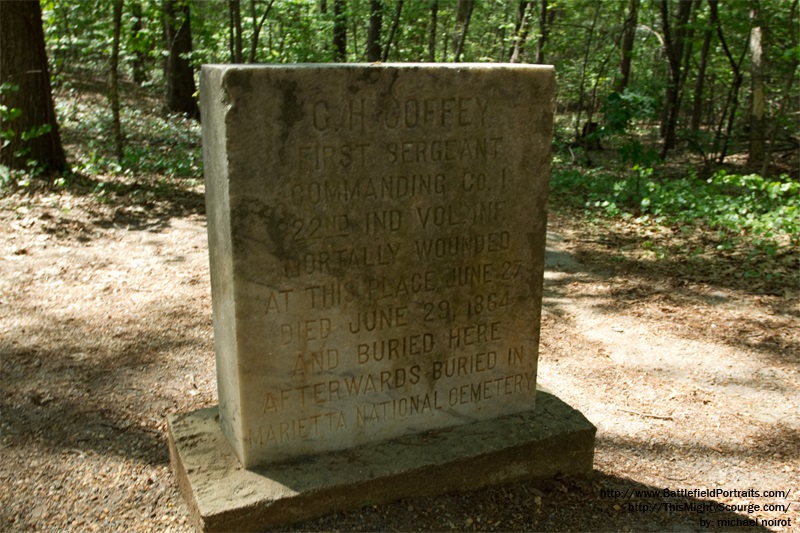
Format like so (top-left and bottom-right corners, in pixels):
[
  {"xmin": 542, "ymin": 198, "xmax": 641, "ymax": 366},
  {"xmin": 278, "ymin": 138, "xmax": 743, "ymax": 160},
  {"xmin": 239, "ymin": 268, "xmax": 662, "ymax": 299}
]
[{"xmin": 168, "ymin": 64, "xmax": 595, "ymax": 532}]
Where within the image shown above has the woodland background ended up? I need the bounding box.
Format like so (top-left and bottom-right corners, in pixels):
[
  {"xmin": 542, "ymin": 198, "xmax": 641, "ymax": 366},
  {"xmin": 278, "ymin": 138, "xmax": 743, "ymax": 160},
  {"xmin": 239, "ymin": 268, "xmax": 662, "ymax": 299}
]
[{"xmin": 1, "ymin": 0, "xmax": 798, "ymax": 291}]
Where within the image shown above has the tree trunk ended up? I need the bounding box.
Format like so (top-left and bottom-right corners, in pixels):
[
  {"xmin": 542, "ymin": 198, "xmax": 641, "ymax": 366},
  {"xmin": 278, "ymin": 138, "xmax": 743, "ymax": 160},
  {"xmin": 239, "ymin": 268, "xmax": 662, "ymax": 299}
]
[
  {"xmin": 229, "ymin": 0, "xmax": 243, "ymax": 63},
  {"xmin": 748, "ymin": 0, "xmax": 766, "ymax": 167},
  {"xmin": 676, "ymin": 0, "xmax": 700, "ymax": 118},
  {"xmin": 163, "ymin": 0, "xmax": 198, "ymax": 118},
  {"xmin": 779, "ymin": 0, "xmax": 798, "ymax": 117},
  {"xmin": 690, "ymin": 0, "xmax": 715, "ymax": 131},
  {"xmin": 709, "ymin": 0, "xmax": 746, "ymax": 163},
  {"xmin": 535, "ymin": 0, "xmax": 549, "ymax": 64},
  {"xmin": 453, "ymin": 0, "xmax": 475, "ymax": 62},
  {"xmin": 130, "ymin": 2, "xmax": 149, "ymax": 84},
  {"xmin": 367, "ymin": 0, "xmax": 383, "ymax": 62},
  {"xmin": 248, "ymin": 0, "xmax": 275, "ymax": 63},
  {"xmin": 614, "ymin": 0, "xmax": 640, "ymax": 93},
  {"xmin": 110, "ymin": 0, "xmax": 124, "ymax": 163},
  {"xmin": 574, "ymin": 2, "xmax": 602, "ymax": 145},
  {"xmin": 427, "ymin": 0, "xmax": 438, "ymax": 62},
  {"xmin": 508, "ymin": 1, "xmax": 531, "ymax": 63},
  {"xmin": 333, "ymin": 0, "xmax": 347, "ymax": 61},
  {"xmin": 382, "ymin": 0, "xmax": 403, "ymax": 62},
  {"xmin": 659, "ymin": 0, "xmax": 693, "ymax": 159},
  {"xmin": 0, "ymin": 0, "xmax": 67, "ymax": 173}
]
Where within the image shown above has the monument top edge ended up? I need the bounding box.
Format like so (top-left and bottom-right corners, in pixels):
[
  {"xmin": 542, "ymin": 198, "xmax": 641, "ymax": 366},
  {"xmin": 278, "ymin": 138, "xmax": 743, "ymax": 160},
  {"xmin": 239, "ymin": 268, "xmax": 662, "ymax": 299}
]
[{"xmin": 201, "ymin": 63, "xmax": 554, "ymax": 72}]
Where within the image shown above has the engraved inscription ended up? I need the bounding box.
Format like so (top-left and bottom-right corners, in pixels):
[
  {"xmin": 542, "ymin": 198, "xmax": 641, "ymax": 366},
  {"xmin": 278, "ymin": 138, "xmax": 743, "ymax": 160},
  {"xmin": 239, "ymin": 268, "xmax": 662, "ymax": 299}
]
[
  {"xmin": 290, "ymin": 174, "xmax": 446, "ymax": 205},
  {"xmin": 349, "ymin": 306, "xmax": 408, "ymax": 333},
  {"xmin": 381, "ymin": 97, "xmax": 490, "ymax": 129},
  {"xmin": 203, "ymin": 65, "xmax": 551, "ymax": 465},
  {"xmin": 384, "ymin": 137, "xmax": 503, "ymax": 163}
]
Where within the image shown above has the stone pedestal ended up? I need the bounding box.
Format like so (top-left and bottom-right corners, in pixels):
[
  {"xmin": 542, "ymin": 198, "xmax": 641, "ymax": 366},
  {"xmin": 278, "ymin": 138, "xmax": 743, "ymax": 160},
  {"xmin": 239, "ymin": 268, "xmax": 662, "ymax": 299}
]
[{"xmin": 168, "ymin": 389, "xmax": 595, "ymax": 532}]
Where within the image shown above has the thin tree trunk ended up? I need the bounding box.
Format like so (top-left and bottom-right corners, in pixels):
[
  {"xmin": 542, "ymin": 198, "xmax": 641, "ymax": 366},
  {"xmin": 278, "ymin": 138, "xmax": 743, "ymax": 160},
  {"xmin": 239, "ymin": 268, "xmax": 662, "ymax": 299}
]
[
  {"xmin": 110, "ymin": 0, "xmax": 124, "ymax": 163},
  {"xmin": 690, "ymin": 0, "xmax": 715, "ymax": 131},
  {"xmin": 367, "ymin": 0, "xmax": 383, "ymax": 62},
  {"xmin": 333, "ymin": 0, "xmax": 347, "ymax": 61},
  {"xmin": 509, "ymin": 1, "xmax": 531, "ymax": 63},
  {"xmin": 350, "ymin": 8, "xmax": 359, "ymax": 58},
  {"xmin": 709, "ymin": 0, "xmax": 747, "ymax": 162},
  {"xmin": 427, "ymin": 0, "xmax": 438, "ymax": 62},
  {"xmin": 676, "ymin": 0, "xmax": 700, "ymax": 123},
  {"xmin": 779, "ymin": 0, "xmax": 799, "ymax": 116},
  {"xmin": 0, "ymin": 0, "xmax": 67, "ymax": 172},
  {"xmin": 659, "ymin": 0, "xmax": 694, "ymax": 159},
  {"xmin": 248, "ymin": 0, "xmax": 275, "ymax": 63},
  {"xmin": 749, "ymin": 0, "xmax": 766, "ymax": 167},
  {"xmin": 229, "ymin": 0, "xmax": 243, "ymax": 63},
  {"xmin": 614, "ymin": 0, "xmax": 640, "ymax": 93},
  {"xmin": 130, "ymin": 2, "xmax": 149, "ymax": 84},
  {"xmin": 574, "ymin": 2, "xmax": 602, "ymax": 144},
  {"xmin": 163, "ymin": 0, "xmax": 198, "ymax": 118},
  {"xmin": 382, "ymin": 0, "xmax": 403, "ymax": 62},
  {"xmin": 535, "ymin": 0, "xmax": 549, "ymax": 64},
  {"xmin": 453, "ymin": 0, "xmax": 475, "ymax": 62}
]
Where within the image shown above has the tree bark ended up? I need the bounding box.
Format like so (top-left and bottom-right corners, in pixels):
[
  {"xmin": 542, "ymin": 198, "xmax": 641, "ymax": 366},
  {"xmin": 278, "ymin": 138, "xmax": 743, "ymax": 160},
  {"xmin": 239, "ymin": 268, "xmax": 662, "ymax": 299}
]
[
  {"xmin": 574, "ymin": 2, "xmax": 602, "ymax": 145},
  {"xmin": 614, "ymin": 0, "xmax": 639, "ymax": 93},
  {"xmin": 229, "ymin": 0, "xmax": 243, "ymax": 63},
  {"xmin": 508, "ymin": 1, "xmax": 533, "ymax": 63},
  {"xmin": 427, "ymin": 0, "xmax": 438, "ymax": 62},
  {"xmin": 130, "ymin": 2, "xmax": 149, "ymax": 84},
  {"xmin": 382, "ymin": 0, "xmax": 403, "ymax": 62},
  {"xmin": 748, "ymin": 0, "xmax": 766, "ymax": 167},
  {"xmin": 163, "ymin": 0, "xmax": 198, "ymax": 118},
  {"xmin": 333, "ymin": 0, "xmax": 347, "ymax": 61},
  {"xmin": 0, "ymin": 0, "xmax": 67, "ymax": 173},
  {"xmin": 779, "ymin": 0, "xmax": 799, "ymax": 117},
  {"xmin": 453, "ymin": 0, "xmax": 475, "ymax": 62},
  {"xmin": 535, "ymin": 0, "xmax": 550, "ymax": 64},
  {"xmin": 248, "ymin": 0, "xmax": 275, "ymax": 63},
  {"xmin": 709, "ymin": 0, "xmax": 746, "ymax": 163},
  {"xmin": 110, "ymin": 0, "xmax": 124, "ymax": 163},
  {"xmin": 690, "ymin": 0, "xmax": 715, "ymax": 131},
  {"xmin": 659, "ymin": 0, "xmax": 693, "ymax": 159},
  {"xmin": 367, "ymin": 0, "xmax": 383, "ymax": 62}
]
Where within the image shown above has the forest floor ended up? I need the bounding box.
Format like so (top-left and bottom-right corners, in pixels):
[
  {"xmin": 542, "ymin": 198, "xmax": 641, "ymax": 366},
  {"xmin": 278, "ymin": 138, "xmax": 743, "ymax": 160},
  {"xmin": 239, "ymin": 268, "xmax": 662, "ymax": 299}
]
[{"xmin": 0, "ymin": 167, "xmax": 797, "ymax": 532}]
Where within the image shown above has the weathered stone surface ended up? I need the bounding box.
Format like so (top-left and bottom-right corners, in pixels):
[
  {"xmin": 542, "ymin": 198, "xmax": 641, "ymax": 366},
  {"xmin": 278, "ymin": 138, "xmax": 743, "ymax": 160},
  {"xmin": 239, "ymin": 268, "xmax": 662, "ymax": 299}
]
[
  {"xmin": 201, "ymin": 64, "xmax": 555, "ymax": 468},
  {"xmin": 168, "ymin": 389, "xmax": 596, "ymax": 532}
]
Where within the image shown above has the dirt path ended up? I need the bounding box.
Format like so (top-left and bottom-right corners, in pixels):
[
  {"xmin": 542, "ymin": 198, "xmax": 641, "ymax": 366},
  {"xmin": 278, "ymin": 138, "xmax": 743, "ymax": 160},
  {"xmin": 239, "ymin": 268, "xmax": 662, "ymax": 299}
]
[{"xmin": 1, "ymin": 190, "xmax": 797, "ymax": 531}]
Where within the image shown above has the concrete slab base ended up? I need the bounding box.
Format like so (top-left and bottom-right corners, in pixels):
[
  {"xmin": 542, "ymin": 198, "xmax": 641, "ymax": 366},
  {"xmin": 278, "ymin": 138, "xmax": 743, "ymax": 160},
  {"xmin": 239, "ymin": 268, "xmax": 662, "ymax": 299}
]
[{"xmin": 168, "ymin": 390, "xmax": 596, "ymax": 532}]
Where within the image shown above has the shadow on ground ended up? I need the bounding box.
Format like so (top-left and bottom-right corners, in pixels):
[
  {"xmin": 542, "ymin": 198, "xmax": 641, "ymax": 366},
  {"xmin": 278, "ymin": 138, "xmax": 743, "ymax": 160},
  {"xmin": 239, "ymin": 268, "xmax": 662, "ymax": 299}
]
[
  {"xmin": 543, "ymin": 233, "xmax": 800, "ymax": 366},
  {"xmin": 288, "ymin": 470, "xmax": 773, "ymax": 532},
  {"xmin": 0, "ymin": 298, "xmax": 212, "ymax": 464}
]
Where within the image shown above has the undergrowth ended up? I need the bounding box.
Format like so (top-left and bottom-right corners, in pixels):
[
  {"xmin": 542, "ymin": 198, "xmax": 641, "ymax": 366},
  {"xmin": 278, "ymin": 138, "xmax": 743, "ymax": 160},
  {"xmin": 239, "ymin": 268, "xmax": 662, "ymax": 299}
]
[{"xmin": 551, "ymin": 166, "xmax": 800, "ymax": 292}]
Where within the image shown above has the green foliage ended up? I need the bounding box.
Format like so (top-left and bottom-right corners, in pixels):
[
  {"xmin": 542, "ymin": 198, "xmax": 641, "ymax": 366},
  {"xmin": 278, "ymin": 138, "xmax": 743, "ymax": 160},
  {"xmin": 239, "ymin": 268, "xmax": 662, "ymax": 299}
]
[
  {"xmin": 61, "ymin": 98, "xmax": 201, "ymax": 179},
  {"xmin": 1, "ymin": 83, "xmax": 59, "ymax": 182},
  {"xmin": 645, "ymin": 171, "xmax": 799, "ymax": 250},
  {"xmin": 0, "ymin": 82, "xmax": 22, "ymax": 150},
  {"xmin": 552, "ymin": 167, "xmax": 799, "ymax": 256},
  {"xmin": 602, "ymin": 91, "xmax": 658, "ymax": 135}
]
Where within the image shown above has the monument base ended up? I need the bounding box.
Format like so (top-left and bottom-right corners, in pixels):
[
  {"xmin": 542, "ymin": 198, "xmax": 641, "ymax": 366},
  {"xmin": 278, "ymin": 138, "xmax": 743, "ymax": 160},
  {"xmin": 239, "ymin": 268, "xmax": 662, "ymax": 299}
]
[{"xmin": 168, "ymin": 390, "xmax": 596, "ymax": 532}]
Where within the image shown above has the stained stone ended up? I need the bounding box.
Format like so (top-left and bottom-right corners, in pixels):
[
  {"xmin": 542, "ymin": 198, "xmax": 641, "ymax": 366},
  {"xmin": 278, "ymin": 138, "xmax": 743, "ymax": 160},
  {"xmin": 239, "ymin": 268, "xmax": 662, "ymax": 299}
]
[
  {"xmin": 168, "ymin": 389, "xmax": 596, "ymax": 532},
  {"xmin": 200, "ymin": 63, "xmax": 554, "ymax": 468}
]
